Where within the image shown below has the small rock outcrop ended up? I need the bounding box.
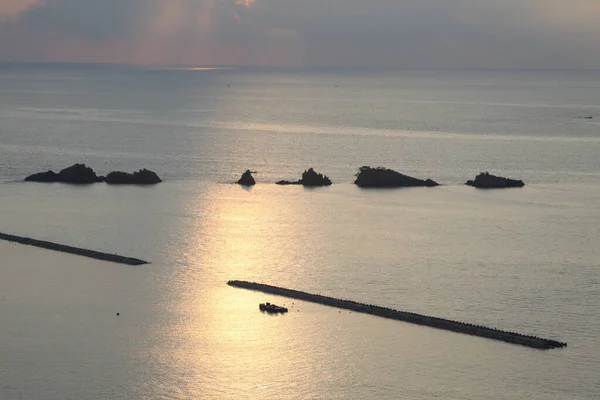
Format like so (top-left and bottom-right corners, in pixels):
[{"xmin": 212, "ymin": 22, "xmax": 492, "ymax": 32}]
[
  {"xmin": 276, "ymin": 168, "xmax": 332, "ymax": 186},
  {"xmin": 354, "ymin": 166, "xmax": 438, "ymax": 188},
  {"xmin": 276, "ymin": 180, "xmax": 296, "ymax": 185},
  {"xmin": 299, "ymin": 168, "xmax": 332, "ymax": 186},
  {"xmin": 25, "ymin": 163, "xmax": 101, "ymax": 184},
  {"xmin": 236, "ymin": 170, "xmax": 256, "ymax": 186},
  {"xmin": 465, "ymin": 172, "xmax": 524, "ymax": 189},
  {"xmin": 104, "ymin": 169, "xmax": 162, "ymax": 185}
]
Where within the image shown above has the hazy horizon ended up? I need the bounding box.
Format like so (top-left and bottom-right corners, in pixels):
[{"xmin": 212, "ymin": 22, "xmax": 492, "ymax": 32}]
[
  {"xmin": 3, "ymin": 61, "xmax": 600, "ymax": 72},
  {"xmin": 2, "ymin": 1, "xmax": 600, "ymax": 69}
]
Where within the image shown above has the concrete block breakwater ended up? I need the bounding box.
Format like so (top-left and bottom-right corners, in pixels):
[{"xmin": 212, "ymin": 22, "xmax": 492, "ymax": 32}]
[
  {"xmin": 227, "ymin": 280, "xmax": 567, "ymax": 350},
  {"xmin": 0, "ymin": 232, "xmax": 148, "ymax": 266}
]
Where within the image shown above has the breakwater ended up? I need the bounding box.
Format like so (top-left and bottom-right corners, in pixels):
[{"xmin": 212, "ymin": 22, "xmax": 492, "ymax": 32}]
[
  {"xmin": 0, "ymin": 232, "xmax": 148, "ymax": 266},
  {"xmin": 228, "ymin": 280, "xmax": 567, "ymax": 350}
]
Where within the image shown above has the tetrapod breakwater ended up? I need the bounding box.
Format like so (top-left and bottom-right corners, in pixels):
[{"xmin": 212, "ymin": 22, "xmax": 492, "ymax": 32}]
[
  {"xmin": 0, "ymin": 232, "xmax": 148, "ymax": 266},
  {"xmin": 227, "ymin": 280, "xmax": 567, "ymax": 350}
]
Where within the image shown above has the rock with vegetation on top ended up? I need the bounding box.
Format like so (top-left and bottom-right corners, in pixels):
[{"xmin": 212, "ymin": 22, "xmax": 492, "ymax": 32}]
[
  {"xmin": 299, "ymin": 168, "xmax": 332, "ymax": 186},
  {"xmin": 354, "ymin": 166, "xmax": 439, "ymax": 188},
  {"xmin": 236, "ymin": 170, "xmax": 256, "ymax": 186},
  {"xmin": 104, "ymin": 169, "xmax": 162, "ymax": 185},
  {"xmin": 465, "ymin": 172, "xmax": 524, "ymax": 189}
]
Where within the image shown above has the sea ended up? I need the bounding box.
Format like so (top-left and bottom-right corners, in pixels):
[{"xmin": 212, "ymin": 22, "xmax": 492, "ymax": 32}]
[{"xmin": 1, "ymin": 64, "xmax": 599, "ymax": 399}]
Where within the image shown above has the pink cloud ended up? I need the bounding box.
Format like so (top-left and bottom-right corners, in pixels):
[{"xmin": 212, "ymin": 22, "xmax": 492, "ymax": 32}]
[
  {"xmin": 0, "ymin": 0, "xmax": 43, "ymax": 19},
  {"xmin": 235, "ymin": 0, "xmax": 256, "ymax": 8}
]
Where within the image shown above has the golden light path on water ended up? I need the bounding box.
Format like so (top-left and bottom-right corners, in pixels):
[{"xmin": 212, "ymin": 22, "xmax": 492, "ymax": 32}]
[
  {"xmin": 156, "ymin": 184, "xmax": 328, "ymax": 398},
  {"xmin": 150, "ymin": 182, "xmax": 516, "ymax": 399}
]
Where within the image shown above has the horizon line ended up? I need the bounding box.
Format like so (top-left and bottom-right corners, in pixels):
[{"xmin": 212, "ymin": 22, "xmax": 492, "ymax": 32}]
[{"xmin": 1, "ymin": 61, "xmax": 600, "ymax": 73}]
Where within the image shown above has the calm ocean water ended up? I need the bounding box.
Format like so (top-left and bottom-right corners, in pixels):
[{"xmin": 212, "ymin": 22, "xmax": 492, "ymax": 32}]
[{"xmin": 1, "ymin": 65, "xmax": 599, "ymax": 399}]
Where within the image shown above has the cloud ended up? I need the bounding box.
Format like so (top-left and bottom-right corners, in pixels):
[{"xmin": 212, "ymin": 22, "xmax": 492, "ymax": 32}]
[
  {"xmin": 0, "ymin": 0, "xmax": 43, "ymax": 19},
  {"xmin": 1, "ymin": 0, "xmax": 600, "ymax": 68}
]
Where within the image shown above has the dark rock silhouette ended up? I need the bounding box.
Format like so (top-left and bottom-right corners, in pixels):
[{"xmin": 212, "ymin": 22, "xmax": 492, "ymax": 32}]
[
  {"xmin": 24, "ymin": 170, "xmax": 59, "ymax": 182},
  {"xmin": 58, "ymin": 164, "xmax": 101, "ymax": 183},
  {"xmin": 236, "ymin": 170, "xmax": 256, "ymax": 186},
  {"xmin": 25, "ymin": 164, "xmax": 161, "ymax": 185},
  {"xmin": 300, "ymin": 168, "xmax": 332, "ymax": 186},
  {"xmin": 466, "ymin": 172, "xmax": 524, "ymax": 189},
  {"xmin": 276, "ymin": 168, "xmax": 332, "ymax": 186},
  {"xmin": 276, "ymin": 180, "xmax": 296, "ymax": 185},
  {"xmin": 104, "ymin": 169, "xmax": 162, "ymax": 185},
  {"xmin": 25, "ymin": 163, "xmax": 101, "ymax": 184},
  {"xmin": 354, "ymin": 166, "xmax": 438, "ymax": 188}
]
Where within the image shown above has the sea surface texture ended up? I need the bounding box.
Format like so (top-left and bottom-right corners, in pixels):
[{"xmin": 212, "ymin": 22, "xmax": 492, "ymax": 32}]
[{"xmin": 1, "ymin": 65, "xmax": 599, "ymax": 399}]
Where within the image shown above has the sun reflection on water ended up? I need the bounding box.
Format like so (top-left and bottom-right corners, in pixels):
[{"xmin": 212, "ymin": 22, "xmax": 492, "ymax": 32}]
[{"xmin": 156, "ymin": 184, "xmax": 320, "ymax": 399}]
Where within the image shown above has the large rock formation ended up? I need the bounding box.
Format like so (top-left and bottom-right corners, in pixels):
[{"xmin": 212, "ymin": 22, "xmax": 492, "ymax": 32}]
[
  {"xmin": 25, "ymin": 163, "xmax": 101, "ymax": 184},
  {"xmin": 25, "ymin": 164, "xmax": 161, "ymax": 185},
  {"xmin": 104, "ymin": 169, "xmax": 162, "ymax": 185},
  {"xmin": 236, "ymin": 170, "xmax": 256, "ymax": 186},
  {"xmin": 465, "ymin": 172, "xmax": 524, "ymax": 189},
  {"xmin": 57, "ymin": 163, "xmax": 101, "ymax": 183},
  {"xmin": 354, "ymin": 166, "xmax": 438, "ymax": 188},
  {"xmin": 276, "ymin": 168, "xmax": 332, "ymax": 186}
]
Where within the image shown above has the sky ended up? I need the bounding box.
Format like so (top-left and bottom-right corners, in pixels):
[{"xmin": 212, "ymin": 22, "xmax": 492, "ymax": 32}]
[{"xmin": 1, "ymin": 0, "xmax": 600, "ymax": 68}]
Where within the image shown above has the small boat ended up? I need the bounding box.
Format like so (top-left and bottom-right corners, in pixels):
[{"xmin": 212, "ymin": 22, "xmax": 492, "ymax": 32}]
[{"xmin": 259, "ymin": 302, "xmax": 288, "ymax": 313}]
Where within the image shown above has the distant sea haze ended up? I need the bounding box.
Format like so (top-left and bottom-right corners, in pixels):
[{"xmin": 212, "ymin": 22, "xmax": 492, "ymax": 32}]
[{"xmin": 0, "ymin": 65, "xmax": 599, "ymax": 400}]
